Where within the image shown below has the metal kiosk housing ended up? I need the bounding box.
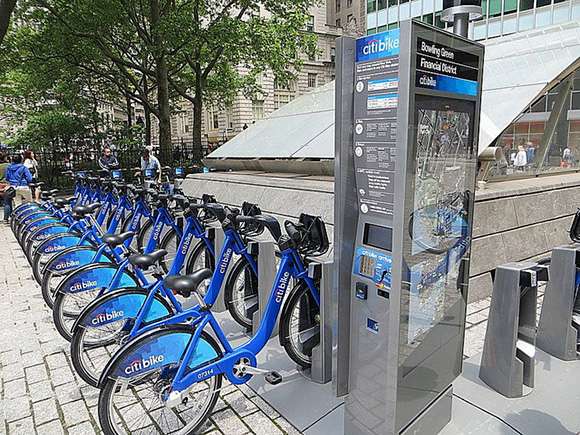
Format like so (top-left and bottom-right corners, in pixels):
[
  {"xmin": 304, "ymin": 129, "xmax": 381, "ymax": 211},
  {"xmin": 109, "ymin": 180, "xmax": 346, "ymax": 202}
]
[{"xmin": 334, "ymin": 20, "xmax": 484, "ymax": 435}]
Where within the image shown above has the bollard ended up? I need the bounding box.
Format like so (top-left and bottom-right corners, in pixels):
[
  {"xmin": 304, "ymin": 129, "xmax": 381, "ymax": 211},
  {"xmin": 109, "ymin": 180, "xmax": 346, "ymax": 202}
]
[
  {"xmin": 308, "ymin": 259, "xmax": 333, "ymax": 384},
  {"xmin": 249, "ymin": 239, "xmax": 277, "ymax": 337},
  {"xmin": 479, "ymin": 262, "xmax": 548, "ymax": 398},
  {"xmin": 537, "ymin": 244, "xmax": 580, "ymax": 361},
  {"xmin": 205, "ymin": 224, "xmax": 227, "ymax": 313}
]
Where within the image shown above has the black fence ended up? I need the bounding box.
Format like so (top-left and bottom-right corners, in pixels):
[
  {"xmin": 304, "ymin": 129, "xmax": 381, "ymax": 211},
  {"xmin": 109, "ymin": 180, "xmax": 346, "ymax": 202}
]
[{"xmin": 34, "ymin": 143, "xmax": 204, "ymax": 190}]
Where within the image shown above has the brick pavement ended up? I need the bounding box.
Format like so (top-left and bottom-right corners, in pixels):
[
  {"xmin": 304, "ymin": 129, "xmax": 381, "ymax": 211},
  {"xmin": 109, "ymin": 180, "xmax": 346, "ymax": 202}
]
[{"xmin": 0, "ymin": 220, "xmax": 514, "ymax": 435}]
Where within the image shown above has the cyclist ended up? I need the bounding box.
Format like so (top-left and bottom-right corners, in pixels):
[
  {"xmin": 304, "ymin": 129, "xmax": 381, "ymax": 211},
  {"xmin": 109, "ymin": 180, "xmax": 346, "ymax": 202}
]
[
  {"xmin": 98, "ymin": 148, "xmax": 119, "ymax": 172},
  {"xmin": 140, "ymin": 148, "xmax": 161, "ymax": 182}
]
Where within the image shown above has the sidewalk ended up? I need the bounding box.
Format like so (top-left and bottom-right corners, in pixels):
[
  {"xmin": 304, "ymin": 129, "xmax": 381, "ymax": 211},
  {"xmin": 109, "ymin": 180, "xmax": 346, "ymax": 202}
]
[
  {"xmin": 0, "ymin": 221, "xmax": 530, "ymax": 435},
  {"xmin": 0, "ymin": 223, "xmax": 301, "ymax": 435}
]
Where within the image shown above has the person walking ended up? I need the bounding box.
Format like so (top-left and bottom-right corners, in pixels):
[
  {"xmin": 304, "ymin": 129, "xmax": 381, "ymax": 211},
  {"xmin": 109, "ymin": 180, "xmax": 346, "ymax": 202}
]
[
  {"xmin": 23, "ymin": 150, "xmax": 40, "ymax": 201},
  {"xmin": 513, "ymin": 145, "xmax": 527, "ymax": 172},
  {"xmin": 3, "ymin": 154, "xmax": 33, "ymax": 222}
]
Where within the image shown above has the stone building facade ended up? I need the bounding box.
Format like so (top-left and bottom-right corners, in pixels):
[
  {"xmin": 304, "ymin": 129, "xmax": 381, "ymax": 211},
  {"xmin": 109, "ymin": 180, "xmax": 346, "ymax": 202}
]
[{"xmin": 162, "ymin": 2, "xmax": 341, "ymax": 153}]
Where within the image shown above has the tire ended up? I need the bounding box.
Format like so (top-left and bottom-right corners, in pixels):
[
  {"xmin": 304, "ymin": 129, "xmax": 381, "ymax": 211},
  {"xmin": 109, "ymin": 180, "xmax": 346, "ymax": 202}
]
[
  {"xmin": 52, "ymin": 263, "xmax": 139, "ymax": 341},
  {"xmin": 224, "ymin": 255, "xmax": 259, "ymax": 330},
  {"xmin": 19, "ymin": 216, "xmax": 58, "ymax": 246},
  {"xmin": 41, "ymin": 246, "xmax": 113, "ymax": 309},
  {"xmin": 158, "ymin": 228, "xmax": 181, "ymax": 273},
  {"xmin": 70, "ymin": 288, "xmax": 174, "ymax": 387},
  {"xmin": 279, "ymin": 281, "xmax": 320, "ymax": 369},
  {"xmin": 31, "ymin": 233, "xmax": 87, "ymax": 284},
  {"xmin": 98, "ymin": 325, "xmax": 222, "ymax": 435},
  {"xmin": 17, "ymin": 213, "xmax": 53, "ymax": 244},
  {"xmin": 25, "ymin": 223, "xmax": 69, "ymax": 262}
]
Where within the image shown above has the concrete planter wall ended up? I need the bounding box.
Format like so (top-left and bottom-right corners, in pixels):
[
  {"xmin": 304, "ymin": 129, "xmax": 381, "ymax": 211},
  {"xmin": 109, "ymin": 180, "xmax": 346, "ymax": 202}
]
[{"xmin": 182, "ymin": 171, "xmax": 580, "ymax": 303}]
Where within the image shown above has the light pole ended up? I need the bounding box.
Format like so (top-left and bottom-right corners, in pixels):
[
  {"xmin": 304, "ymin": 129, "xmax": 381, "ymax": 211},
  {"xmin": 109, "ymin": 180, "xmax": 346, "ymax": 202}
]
[{"xmin": 441, "ymin": 0, "xmax": 482, "ymax": 38}]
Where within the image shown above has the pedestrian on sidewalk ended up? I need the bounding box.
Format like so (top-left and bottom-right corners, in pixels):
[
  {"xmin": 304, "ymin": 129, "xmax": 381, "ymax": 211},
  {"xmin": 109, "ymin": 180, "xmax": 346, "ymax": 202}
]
[
  {"xmin": 23, "ymin": 150, "xmax": 40, "ymax": 201},
  {"xmin": 3, "ymin": 154, "xmax": 33, "ymax": 223}
]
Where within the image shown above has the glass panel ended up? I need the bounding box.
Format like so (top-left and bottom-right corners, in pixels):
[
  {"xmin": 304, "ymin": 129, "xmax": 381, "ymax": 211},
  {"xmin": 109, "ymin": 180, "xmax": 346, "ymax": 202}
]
[
  {"xmin": 367, "ymin": 28, "xmax": 377, "ymax": 34},
  {"xmin": 400, "ymin": 2, "xmax": 410, "ymax": 18},
  {"xmin": 389, "ymin": 0, "xmax": 398, "ymax": 6},
  {"xmin": 378, "ymin": 25, "xmax": 388, "ymax": 32},
  {"xmin": 537, "ymin": 0, "xmax": 551, "ymax": 7},
  {"xmin": 422, "ymin": 13, "xmax": 434, "ymax": 24},
  {"xmin": 368, "ymin": 0, "xmax": 377, "ymax": 13},
  {"xmin": 473, "ymin": 23, "xmax": 487, "ymax": 40},
  {"xmin": 531, "ymin": 95, "xmax": 547, "ymax": 112},
  {"xmin": 519, "ymin": 13, "xmax": 534, "ymax": 30},
  {"xmin": 553, "ymin": 6, "xmax": 569, "ymax": 22},
  {"xmin": 489, "ymin": 0, "xmax": 501, "ymax": 16},
  {"xmin": 379, "ymin": 0, "xmax": 388, "ymax": 9},
  {"xmin": 554, "ymin": 0, "xmax": 567, "ymax": 3},
  {"xmin": 504, "ymin": 0, "xmax": 517, "ymax": 13},
  {"xmin": 488, "ymin": 20, "xmax": 501, "ymax": 37},
  {"xmin": 389, "ymin": 22, "xmax": 399, "ymax": 29},
  {"xmin": 535, "ymin": 8, "xmax": 552, "ymax": 26},
  {"xmin": 572, "ymin": 92, "xmax": 580, "ymax": 110},
  {"xmin": 435, "ymin": 11, "xmax": 444, "ymax": 28},
  {"xmin": 482, "ymin": 0, "xmax": 488, "ymax": 17},
  {"xmin": 503, "ymin": 16, "xmax": 517, "ymax": 33},
  {"xmin": 520, "ymin": 0, "xmax": 534, "ymax": 10}
]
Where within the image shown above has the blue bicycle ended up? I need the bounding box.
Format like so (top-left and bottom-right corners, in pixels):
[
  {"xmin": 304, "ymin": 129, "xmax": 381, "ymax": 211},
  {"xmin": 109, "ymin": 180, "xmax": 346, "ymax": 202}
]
[{"xmin": 96, "ymin": 213, "xmax": 329, "ymax": 435}]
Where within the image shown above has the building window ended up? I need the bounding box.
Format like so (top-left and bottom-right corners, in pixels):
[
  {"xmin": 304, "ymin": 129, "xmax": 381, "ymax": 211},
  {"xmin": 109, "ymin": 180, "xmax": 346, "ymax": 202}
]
[
  {"xmin": 274, "ymin": 77, "xmax": 297, "ymax": 91},
  {"xmin": 388, "ymin": 0, "xmax": 397, "ymax": 6},
  {"xmin": 519, "ymin": 0, "xmax": 534, "ymax": 11},
  {"xmin": 336, "ymin": 0, "xmax": 341, "ymax": 12},
  {"xmin": 367, "ymin": 28, "xmax": 377, "ymax": 35},
  {"xmin": 388, "ymin": 22, "xmax": 398, "ymax": 30},
  {"xmin": 274, "ymin": 93, "xmax": 294, "ymax": 110},
  {"xmin": 489, "ymin": 0, "xmax": 501, "ymax": 17},
  {"xmin": 379, "ymin": 0, "xmax": 388, "ymax": 9},
  {"xmin": 336, "ymin": 18, "xmax": 341, "ymax": 27},
  {"xmin": 347, "ymin": 0, "xmax": 353, "ymax": 6},
  {"xmin": 252, "ymin": 100, "xmax": 264, "ymax": 122},
  {"xmin": 435, "ymin": 12, "xmax": 444, "ymax": 28},
  {"xmin": 378, "ymin": 25, "xmax": 388, "ymax": 32},
  {"xmin": 422, "ymin": 14, "xmax": 434, "ymax": 24},
  {"xmin": 537, "ymin": 0, "xmax": 551, "ymax": 6},
  {"xmin": 504, "ymin": 0, "xmax": 517, "ymax": 14},
  {"xmin": 207, "ymin": 106, "xmax": 219, "ymax": 130},
  {"xmin": 225, "ymin": 106, "xmax": 234, "ymax": 130},
  {"xmin": 306, "ymin": 15, "xmax": 314, "ymax": 32},
  {"xmin": 308, "ymin": 73, "xmax": 318, "ymax": 88},
  {"xmin": 347, "ymin": 14, "xmax": 355, "ymax": 25},
  {"xmin": 179, "ymin": 112, "xmax": 190, "ymax": 134},
  {"xmin": 367, "ymin": 0, "xmax": 376, "ymax": 13},
  {"xmin": 330, "ymin": 46, "xmax": 336, "ymax": 62}
]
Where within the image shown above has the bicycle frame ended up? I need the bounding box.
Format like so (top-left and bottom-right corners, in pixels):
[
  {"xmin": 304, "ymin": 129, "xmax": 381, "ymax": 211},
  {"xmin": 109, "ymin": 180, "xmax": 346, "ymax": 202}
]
[{"xmin": 164, "ymin": 246, "xmax": 317, "ymax": 395}]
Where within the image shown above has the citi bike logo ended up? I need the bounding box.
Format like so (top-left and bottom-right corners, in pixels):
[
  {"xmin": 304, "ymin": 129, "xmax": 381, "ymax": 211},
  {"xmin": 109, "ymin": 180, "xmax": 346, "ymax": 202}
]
[
  {"xmin": 275, "ymin": 271, "xmax": 291, "ymax": 303},
  {"xmin": 91, "ymin": 310, "xmax": 124, "ymax": 325},
  {"xmin": 361, "ymin": 36, "xmax": 399, "ymax": 56},
  {"xmin": 180, "ymin": 233, "xmax": 193, "ymax": 256},
  {"xmin": 419, "ymin": 74, "xmax": 437, "ymax": 88},
  {"xmin": 55, "ymin": 260, "xmax": 80, "ymax": 270},
  {"xmin": 69, "ymin": 280, "xmax": 98, "ymax": 292},
  {"xmin": 124, "ymin": 355, "xmax": 165, "ymax": 375},
  {"xmin": 152, "ymin": 222, "xmax": 163, "ymax": 241},
  {"xmin": 115, "ymin": 207, "xmax": 123, "ymax": 221},
  {"xmin": 219, "ymin": 248, "xmax": 232, "ymax": 274},
  {"xmin": 44, "ymin": 244, "xmax": 66, "ymax": 253}
]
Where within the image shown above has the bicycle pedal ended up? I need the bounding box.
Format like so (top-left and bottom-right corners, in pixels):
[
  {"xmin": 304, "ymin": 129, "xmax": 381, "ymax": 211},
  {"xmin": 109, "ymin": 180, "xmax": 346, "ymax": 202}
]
[{"xmin": 265, "ymin": 371, "xmax": 282, "ymax": 385}]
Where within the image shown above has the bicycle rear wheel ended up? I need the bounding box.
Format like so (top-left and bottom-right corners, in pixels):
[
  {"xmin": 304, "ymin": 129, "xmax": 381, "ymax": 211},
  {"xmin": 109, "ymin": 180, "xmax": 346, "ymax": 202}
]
[{"xmin": 224, "ymin": 255, "xmax": 258, "ymax": 330}]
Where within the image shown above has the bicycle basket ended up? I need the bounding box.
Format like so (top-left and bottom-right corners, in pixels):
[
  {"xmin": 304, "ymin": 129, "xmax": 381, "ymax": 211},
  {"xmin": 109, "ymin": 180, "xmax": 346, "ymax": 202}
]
[
  {"xmin": 238, "ymin": 202, "xmax": 264, "ymax": 237},
  {"xmin": 570, "ymin": 208, "xmax": 580, "ymax": 243},
  {"xmin": 297, "ymin": 213, "xmax": 329, "ymax": 256}
]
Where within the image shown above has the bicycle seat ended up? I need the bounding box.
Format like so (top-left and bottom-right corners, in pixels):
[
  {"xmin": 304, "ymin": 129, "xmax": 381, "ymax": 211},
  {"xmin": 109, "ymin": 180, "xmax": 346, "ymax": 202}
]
[
  {"xmin": 72, "ymin": 203, "xmax": 101, "ymax": 215},
  {"xmin": 55, "ymin": 196, "xmax": 76, "ymax": 207},
  {"xmin": 129, "ymin": 249, "xmax": 168, "ymax": 269},
  {"xmin": 28, "ymin": 182, "xmax": 44, "ymax": 188},
  {"xmin": 164, "ymin": 269, "xmax": 212, "ymax": 297},
  {"xmin": 101, "ymin": 231, "xmax": 135, "ymax": 248}
]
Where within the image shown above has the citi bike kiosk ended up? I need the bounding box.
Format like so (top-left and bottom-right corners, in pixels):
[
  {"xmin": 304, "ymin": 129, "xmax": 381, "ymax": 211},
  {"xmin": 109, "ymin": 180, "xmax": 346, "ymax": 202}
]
[{"xmin": 334, "ymin": 20, "xmax": 483, "ymax": 434}]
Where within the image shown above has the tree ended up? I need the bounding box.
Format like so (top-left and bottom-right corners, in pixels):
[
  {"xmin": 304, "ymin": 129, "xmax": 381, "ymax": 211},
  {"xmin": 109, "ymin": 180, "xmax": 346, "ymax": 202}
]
[{"xmin": 0, "ymin": 0, "xmax": 16, "ymax": 46}]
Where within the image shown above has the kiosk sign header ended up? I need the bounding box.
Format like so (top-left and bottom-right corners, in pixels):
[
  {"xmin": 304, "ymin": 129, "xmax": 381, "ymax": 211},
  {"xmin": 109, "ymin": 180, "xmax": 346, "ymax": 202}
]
[{"xmin": 356, "ymin": 29, "xmax": 400, "ymax": 62}]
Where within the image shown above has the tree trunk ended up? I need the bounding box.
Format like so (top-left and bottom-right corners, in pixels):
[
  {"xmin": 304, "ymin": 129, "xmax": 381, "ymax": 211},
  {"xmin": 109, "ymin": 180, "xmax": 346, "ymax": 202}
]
[
  {"xmin": 150, "ymin": 0, "xmax": 171, "ymax": 156},
  {"xmin": 0, "ymin": 0, "xmax": 16, "ymax": 46},
  {"xmin": 145, "ymin": 105, "xmax": 152, "ymax": 145},
  {"xmin": 193, "ymin": 100, "xmax": 203, "ymax": 161},
  {"xmin": 126, "ymin": 94, "xmax": 132, "ymax": 127}
]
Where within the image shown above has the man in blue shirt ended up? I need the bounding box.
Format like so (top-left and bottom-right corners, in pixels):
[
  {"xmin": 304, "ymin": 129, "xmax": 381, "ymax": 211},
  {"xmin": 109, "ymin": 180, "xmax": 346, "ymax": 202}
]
[
  {"xmin": 140, "ymin": 148, "xmax": 161, "ymax": 182},
  {"xmin": 4, "ymin": 154, "xmax": 33, "ymax": 222}
]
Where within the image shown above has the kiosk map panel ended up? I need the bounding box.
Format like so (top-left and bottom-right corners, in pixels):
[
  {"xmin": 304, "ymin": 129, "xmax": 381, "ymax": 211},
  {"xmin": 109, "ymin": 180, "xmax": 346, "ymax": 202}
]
[{"xmin": 353, "ymin": 30, "xmax": 401, "ymax": 218}]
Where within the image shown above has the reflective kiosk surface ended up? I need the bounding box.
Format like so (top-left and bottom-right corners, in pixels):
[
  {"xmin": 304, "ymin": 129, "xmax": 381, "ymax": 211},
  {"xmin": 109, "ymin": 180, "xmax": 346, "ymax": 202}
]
[{"xmin": 334, "ymin": 20, "xmax": 484, "ymax": 435}]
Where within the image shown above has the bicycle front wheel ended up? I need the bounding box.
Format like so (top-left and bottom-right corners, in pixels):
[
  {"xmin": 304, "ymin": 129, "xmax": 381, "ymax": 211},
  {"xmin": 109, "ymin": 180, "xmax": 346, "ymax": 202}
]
[
  {"xmin": 279, "ymin": 281, "xmax": 320, "ymax": 369},
  {"xmin": 98, "ymin": 326, "xmax": 222, "ymax": 435},
  {"xmin": 224, "ymin": 255, "xmax": 258, "ymax": 330}
]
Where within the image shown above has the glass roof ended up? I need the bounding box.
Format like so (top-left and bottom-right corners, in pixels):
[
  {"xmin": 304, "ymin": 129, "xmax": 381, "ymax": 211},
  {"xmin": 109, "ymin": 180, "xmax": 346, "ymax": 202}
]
[{"xmin": 207, "ymin": 21, "xmax": 580, "ymax": 160}]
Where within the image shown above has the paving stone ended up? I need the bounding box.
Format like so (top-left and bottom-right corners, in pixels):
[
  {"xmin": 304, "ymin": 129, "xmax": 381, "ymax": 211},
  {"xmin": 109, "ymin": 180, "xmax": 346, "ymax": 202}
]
[
  {"xmin": 54, "ymin": 382, "xmax": 83, "ymax": 405},
  {"xmin": 3, "ymin": 363, "xmax": 25, "ymax": 381},
  {"xmin": 68, "ymin": 420, "xmax": 97, "ymax": 435},
  {"xmin": 250, "ymin": 395, "xmax": 280, "ymax": 419},
  {"xmin": 60, "ymin": 400, "xmax": 90, "ymax": 428},
  {"xmin": 49, "ymin": 365, "xmax": 76, "ymax": 387},
  {"xmin": 3, "ymin": 378, "xmax": 27, "ymax": 400},
  {"xmin": 36, "ymin": 419, "xmax": 65, "ymax": 435},
  {"xmin": 32, "ymin": 399, "xmax": 59, "ymax": 425},
  {"xmin": 3, "ymin": 396, "xmax": 31, "ymax": 422},
  {"xmin": 46, "ymin": 353, "xmax": 68, "ymax": 371},
  {"xmin": 213, "ymin": 407, "xmax": 251, "ymax": 434},
  {"xmin": 223, "ymin": 390, "xmax": 259, "ymax": 417},
  {"xmin": 243, "ymin": 411, "xmax": 284, "ymax": 434},
  {"xmin": 7, "ymin": 416, "xmax": 35, "ymax": 435},
  {"xmin": 1, "ymin": 350, "xmax": 21, "ymax": 366},
  {"xmin": 25, "ymin": 364, "xmax": 49, "ymax": 385},
  {"xmin": 274, "ymin": 417, "xmax": 302, "ymax": 435},
  {"xmin": 29, "ymin": 380, "xmax": 54, "ymax": 403}
]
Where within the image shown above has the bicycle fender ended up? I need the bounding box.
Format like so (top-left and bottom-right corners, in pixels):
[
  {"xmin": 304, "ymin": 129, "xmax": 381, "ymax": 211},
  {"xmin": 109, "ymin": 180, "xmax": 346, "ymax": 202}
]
[
  {"xmin": 75, "ymin": 289, "xmax": 172, "ymax": 330},
  {"xmin": 45, "ymin": 247, "xmax": 111, "ymax": 275},
  {"xmin": 35, "ymin": 234, "xmax": 91, "ymax": 256},
  {"xmin": 98, "ymin": 325, "xmax": 220, "ymax": 387},
  {"xmin": 30, "ymin": 225, "xmax": 70, "ymax": 243},
  {"xmin": 25, "ymin": 217, "xmax": 59, "ymax": 234},
  {"xmin": 58, "ymin": 264, "xmax": 138, "ymax": 295}
]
